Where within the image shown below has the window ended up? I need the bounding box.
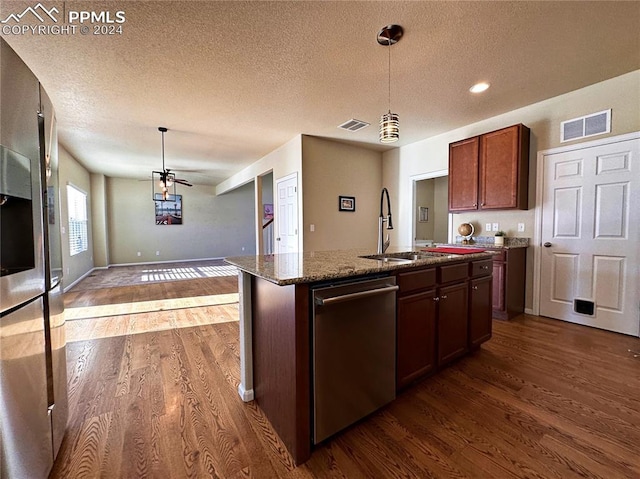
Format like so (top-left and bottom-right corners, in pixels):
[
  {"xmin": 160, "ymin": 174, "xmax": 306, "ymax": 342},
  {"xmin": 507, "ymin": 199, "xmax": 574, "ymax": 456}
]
[{"xmin": 67, "ymin": 184, "xmax": 88, "ymax": 256}]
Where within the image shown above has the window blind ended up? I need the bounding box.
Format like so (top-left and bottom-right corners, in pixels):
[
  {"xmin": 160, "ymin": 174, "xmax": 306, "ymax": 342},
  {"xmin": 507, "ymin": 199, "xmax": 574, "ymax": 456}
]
[{"xmin": 67, "ymin": 184, "xmax": 88, "ymax": 256}]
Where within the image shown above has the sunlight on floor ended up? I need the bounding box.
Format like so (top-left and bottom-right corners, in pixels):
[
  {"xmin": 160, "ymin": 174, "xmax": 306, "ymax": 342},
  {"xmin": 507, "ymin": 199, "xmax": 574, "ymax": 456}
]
[
  {"xmin": 140, "ymin": 264, "xmax": 238, "ymax": 282},
  {"xmin": 65, "ymin": 295, "xmax": 239, "ymax": 342}
]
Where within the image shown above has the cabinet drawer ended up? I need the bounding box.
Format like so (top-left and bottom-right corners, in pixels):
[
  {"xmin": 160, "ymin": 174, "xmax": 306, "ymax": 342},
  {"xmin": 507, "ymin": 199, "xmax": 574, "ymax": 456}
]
[
  {"xmin": 489, "ymin": 250, "xmax": 506, "ymax": 262},
  {"xmin": 397, "ymin": 268, "xmax": 436, "ymax": 294},
  {"xmin": 471, "ymin": 259, "xmax": 492, "ymax": 277},
  {"xmin": 438, "ymin": 263, "xmax": 468, "ymax": 284}
]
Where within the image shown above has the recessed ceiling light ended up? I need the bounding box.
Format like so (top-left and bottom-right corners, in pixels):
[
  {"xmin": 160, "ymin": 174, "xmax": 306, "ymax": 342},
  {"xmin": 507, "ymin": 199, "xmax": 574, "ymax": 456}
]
[{"xmin": 470, "ymin": 82, "xmax": 490, "ymax": 93}]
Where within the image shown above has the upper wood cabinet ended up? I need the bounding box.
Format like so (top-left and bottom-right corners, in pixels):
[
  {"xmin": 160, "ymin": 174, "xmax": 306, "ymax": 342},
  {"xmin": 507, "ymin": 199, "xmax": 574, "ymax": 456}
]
[
  {"xmin": 448, "ymin": 124, "xmax": 530, "ymax": 212},
  {"xmin": 449, "ymin": 137, "xmax": 479, "ymax": 211}
]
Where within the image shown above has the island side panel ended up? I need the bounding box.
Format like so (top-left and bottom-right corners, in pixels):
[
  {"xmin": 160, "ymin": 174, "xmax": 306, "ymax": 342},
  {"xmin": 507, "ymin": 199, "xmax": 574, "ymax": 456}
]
[
  {"xmin": 237, "ymin": 271, "xmax": 254, "ymax": 401},
  {"xmin": 252, "ymin": 276, "xmax": 311, "ymax": 465}
]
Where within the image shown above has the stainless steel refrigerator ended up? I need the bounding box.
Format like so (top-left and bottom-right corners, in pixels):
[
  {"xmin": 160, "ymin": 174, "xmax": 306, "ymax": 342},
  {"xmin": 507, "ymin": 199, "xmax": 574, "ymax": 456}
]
[{"xmin": 1, "ymin": 39, "xmax": 68, "ymax": 479}]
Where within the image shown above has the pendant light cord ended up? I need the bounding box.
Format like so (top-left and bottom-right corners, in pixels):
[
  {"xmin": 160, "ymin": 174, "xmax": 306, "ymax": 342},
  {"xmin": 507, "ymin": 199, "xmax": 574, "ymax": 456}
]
[
  {"xmin": 161, "ymin": 130, "xmax": 165, "ymax": 171},
  {"xmin": 387, "ymin": 37, "xmax": 392, "ymax": 112}
]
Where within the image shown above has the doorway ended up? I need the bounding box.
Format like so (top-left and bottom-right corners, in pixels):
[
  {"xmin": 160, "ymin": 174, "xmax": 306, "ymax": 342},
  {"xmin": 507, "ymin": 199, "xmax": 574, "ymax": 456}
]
[
  {"xmin": 412, "ymin": 171, "xmax": 450, "ymax": 248},
  {"xmin": 535, "ymin": 132, "xmax": 640, "ymax": 336},
  {"xmin": 275, "ymin": 172, "xmax": 300, "ymax": 254}
]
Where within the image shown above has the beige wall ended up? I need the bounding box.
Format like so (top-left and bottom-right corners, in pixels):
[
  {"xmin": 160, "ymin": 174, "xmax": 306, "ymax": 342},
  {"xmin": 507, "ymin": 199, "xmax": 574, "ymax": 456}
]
[
  {"xmin": 433, "ymin": 176, "xmax": 449, "ymax": 244},
  {"xmin": 384, "ymin": 70, "xmax": 640, "ymax": 311},
  {"xmin": 302, "ymin": 136, "xmax": 382, "ymax": 251},
  {"xmin": 415, "ymin": 180, "xmax": 435, "ymax": 241},
  {"xmin": 217, "ymin": 135, "xmax": 303, "ymax": 252},
  {"xmin": 414, "ymin": 177, "xmax": 449, "ymax": 243},
  {"xmin": 90, "ymin": 173, "xmax": 109, "ymax": 267},
  {"xmin": 107, "ymin": 178, "xmax": 255, "ymax": 265},
  {"xmin": 59, "ymin": 145, "xmax": 94, "ymax": 290}
]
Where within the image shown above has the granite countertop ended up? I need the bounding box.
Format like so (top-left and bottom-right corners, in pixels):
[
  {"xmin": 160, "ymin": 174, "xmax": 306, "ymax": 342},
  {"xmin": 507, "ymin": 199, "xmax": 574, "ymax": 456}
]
[
  {"xmin": 448, "ymin": 236, "xmax": 530, "ymax": 249},
  {"xmin": 225, "ymin": 247, "xmax": 495, "ymax": 286}
]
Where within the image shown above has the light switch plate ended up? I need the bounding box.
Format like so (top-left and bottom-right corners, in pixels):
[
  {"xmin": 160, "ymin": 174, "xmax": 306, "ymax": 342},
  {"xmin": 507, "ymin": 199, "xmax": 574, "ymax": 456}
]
[
  {"xmin": 492, "ymin": 223, "xmax": 499, "ymax": 231},
  {"xmin": 485, "ymin": 223, "xmax": 492, "ymax": 232},
  {"xmin": 518, "ymin": 223, "xmax": 525, "ymax": 232},
  {"xmin": 310, "ymin": 224, "xmax": 315, "ymax": 232}
]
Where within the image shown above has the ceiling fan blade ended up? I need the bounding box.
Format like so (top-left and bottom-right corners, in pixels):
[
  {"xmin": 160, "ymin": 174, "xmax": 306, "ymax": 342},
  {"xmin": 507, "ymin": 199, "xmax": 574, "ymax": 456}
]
[{"xmin": 174, "ymin": 179, "xmax": 193, "ymax": 187}]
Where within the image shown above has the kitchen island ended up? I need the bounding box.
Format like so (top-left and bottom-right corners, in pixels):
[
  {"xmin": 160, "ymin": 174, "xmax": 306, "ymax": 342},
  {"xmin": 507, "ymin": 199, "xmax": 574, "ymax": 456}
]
[{"xmin": 225, "ymin": 248, "xmax": 495, "ymax": 464}]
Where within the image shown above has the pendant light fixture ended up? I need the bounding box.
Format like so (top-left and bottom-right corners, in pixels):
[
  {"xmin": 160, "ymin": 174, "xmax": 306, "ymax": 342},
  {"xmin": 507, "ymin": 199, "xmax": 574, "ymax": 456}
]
[{"xmin": 377, "ymin": 24, "xmax": 403, "ymax": 143}]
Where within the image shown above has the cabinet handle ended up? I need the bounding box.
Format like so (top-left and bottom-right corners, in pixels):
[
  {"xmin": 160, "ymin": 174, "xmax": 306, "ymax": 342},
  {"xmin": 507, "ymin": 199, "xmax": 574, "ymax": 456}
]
[
  {"xmin": 441, "ymin": 295, "xmax": 448, "ymax": 300},
  {"xmin": 472, "ymin": 286, "xmax": 478, "ymax": 290},
  {"xmin": 473, "ymin": 203, "xmax": 477, "ymax": 207},
  {"xmin": 543, "ymin": 242, "xmax": 552, "ymax": 247},
  {"xmin": 481, "ymin": 202, "xmax": 485, "ymax": 206},
  {"xmin": 433, "ymin": 297, "xmax": 440, "ymax": 302},
  {"xmin": 480, "ymin": 265, "xmax": 489, "ymax": 270}
]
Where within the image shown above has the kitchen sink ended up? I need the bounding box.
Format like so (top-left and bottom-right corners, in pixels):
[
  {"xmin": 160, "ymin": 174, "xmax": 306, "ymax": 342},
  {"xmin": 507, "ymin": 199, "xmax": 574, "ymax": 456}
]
[{"xmin": 360, "ymin": 251, "xmax": 447, "ymax": 263}]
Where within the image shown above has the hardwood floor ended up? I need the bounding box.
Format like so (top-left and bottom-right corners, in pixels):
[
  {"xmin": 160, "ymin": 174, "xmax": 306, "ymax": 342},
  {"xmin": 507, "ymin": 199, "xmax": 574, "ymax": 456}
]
[{"xmin": 54, "ymin": 274, "xmax": 640, "ymax": 478}]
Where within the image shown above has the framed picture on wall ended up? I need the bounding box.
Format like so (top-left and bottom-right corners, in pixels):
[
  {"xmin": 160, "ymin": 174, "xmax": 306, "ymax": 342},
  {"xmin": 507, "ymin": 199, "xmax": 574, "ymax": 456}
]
[
  {"xmin": 155, "ymin": 194, "xmax": 182, "ymax": 225},
  {"xmin": 264, "ymin": 203, "xmax": 274, "ymax": 220},
  {"xmin": 418, "ymin": 206, "xmax": 429, "ymax": 222},
  {"xmin": 339, "ymin": 196, "xmax": 356, "ymax": 212}
]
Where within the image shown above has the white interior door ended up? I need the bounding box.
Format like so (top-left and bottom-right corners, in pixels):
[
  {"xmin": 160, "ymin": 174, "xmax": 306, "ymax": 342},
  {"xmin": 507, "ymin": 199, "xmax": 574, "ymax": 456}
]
[
  {"xmin": 276, "ymin": 173, "xmax": 299, "ymax": 254},
  {"xmin": 540, "ymin": 136, "xmax": 639, "ymax": 336}
]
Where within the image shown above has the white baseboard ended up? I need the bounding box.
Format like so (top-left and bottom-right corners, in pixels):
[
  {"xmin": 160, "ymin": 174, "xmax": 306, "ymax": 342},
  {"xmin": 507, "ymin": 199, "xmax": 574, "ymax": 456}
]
[
  {"xmin": 525, "ymin": 308, "xmax": 535, "ymax": 315},
  {"xmin": 238, "ymin": 384, "xmax": 254, "ymax": 402},
  {"xmin": 107, "ymin": 257, "xmax": 226, "ymax": 268},
  {"xmin": 63, "ymin": 268, "xmax": 96, "ymax": 292}
]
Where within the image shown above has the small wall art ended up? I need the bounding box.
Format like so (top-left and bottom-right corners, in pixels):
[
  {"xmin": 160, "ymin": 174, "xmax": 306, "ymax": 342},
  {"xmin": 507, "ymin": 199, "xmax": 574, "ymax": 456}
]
[
  {"xmin": 418, "ymin": 206, "xmax": 429, "ymax": 222},
  {"xmin": 339, "ymin": 195, "xmax": 356, "ymax": 212},
  {"xmin": 155, "ymin": 194, "xmax": 182, "ymax": 225},
  {"xmin": 264, "ymin": 203, "xmax": 274, "ymax": 220}
]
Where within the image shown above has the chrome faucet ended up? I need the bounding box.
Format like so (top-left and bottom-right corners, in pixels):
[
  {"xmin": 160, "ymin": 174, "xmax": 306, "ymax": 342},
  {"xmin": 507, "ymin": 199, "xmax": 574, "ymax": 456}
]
[{"xmin": 377, "ymin": 187, "xmax": 394, "ymax": 254}]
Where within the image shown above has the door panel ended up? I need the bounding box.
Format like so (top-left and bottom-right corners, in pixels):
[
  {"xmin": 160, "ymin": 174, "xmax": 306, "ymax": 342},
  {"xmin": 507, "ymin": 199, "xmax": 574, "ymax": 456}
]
[
  {"xmin": 276, "ymin": 174, "xmax": 299, "ymax": 254},
  {"xmin": 540, "ymin": 137, "xmax": 639, "ymax": 336}
]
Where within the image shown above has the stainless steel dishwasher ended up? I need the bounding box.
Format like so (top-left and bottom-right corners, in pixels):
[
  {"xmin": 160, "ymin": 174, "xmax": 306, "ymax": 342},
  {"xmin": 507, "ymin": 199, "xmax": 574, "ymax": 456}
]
[{"xmin": 312, "ymin": 276, "xmax": 398, "ymax": 444}]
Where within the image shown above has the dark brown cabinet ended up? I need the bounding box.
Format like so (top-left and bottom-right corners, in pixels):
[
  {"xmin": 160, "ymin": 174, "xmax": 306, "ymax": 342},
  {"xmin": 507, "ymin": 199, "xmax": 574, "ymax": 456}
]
[
  {"xmin": 469, "ymin": 275, "xmax": 493, "ymax": 348},
  {"xmin": 436, "ymin": 281, "xmax": 469, "ymax": 366},
  {"xmin": 396, "ymin": 289, "xmax": 437, "ymax": 389},
  {"xmin": 448, "ymin": 137, "xmax": 479, "ymax": 211},
  {"xmin": 396, "ymin": 259, "xmax": 493, "ymax": 389},
  {"xmin": 396, "ymin": 267, "xmax": 437, "ymax": 389},
  {"xmin": 448, "ymin": 124, "xmax": 530, "ymax": 212},
  {"xmin": 489, "ymin": 248, "xmax": 526, "ymax": 320}
]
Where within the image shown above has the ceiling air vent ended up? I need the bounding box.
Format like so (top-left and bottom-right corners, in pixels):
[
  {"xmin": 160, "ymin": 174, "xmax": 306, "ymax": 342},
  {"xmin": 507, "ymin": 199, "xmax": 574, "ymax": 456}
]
[
  {"xmin": 338, "ymin": 119, "xmax": 370, "ymax": 132},
  {"xmin": 561, "ymin": 109, "xmax": 611, "ymax": 142}
]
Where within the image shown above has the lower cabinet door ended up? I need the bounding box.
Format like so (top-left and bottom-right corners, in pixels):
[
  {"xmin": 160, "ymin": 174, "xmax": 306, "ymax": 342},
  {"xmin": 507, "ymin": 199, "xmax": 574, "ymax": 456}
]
[
  {"xmin": 469, "ymin": 275, "xmax": 493, "ymax": 348},
  {"xmin": 396, "ymin": 289, "xmax": 437, "ymax": 389},
  {"xmin": 492, "ymin": 261, "xmax": 506, "ymax": 313},
  {"xmin": 437, "ymin": 282, "xmax": 469, "ymax": 366}
]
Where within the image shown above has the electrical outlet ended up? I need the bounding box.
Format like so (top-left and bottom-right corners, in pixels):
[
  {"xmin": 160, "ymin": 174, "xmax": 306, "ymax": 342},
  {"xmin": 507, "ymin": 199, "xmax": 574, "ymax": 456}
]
[
  {"xmin": 241, "ymin": 247, "xmax": 245, "ymax": 251},
  {"xmin": 518, "ymin": 223, "xmax": 525, "ymax": 232},
  {"xmin": 137, "ymin": 251, "xmax": 141, "ymax": 257},
  {"xmin": 492, "ymin": 223, "xmax": 499, "ymax": 232},
  {"xmin": 310, "ymin": 224, "xmax": 315, "ymax": 232},
  {"xmin": 156, "ymin": 251, "xmax": 160, "ymax": 256},
  {"xmin": 485, "ymin": 223, "xmax": 492, "ymax": 232}
]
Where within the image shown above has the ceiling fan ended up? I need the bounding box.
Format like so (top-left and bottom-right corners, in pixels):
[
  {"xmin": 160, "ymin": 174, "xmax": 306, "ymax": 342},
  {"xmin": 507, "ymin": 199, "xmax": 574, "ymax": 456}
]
[{"xmin": 153, "ymin": 127, "xmax": 192, "ymax": 201}]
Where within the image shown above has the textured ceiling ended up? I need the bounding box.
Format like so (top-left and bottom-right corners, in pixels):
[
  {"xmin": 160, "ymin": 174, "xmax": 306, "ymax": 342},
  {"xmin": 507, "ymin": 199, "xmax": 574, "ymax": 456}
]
[{"xmin": 3, "ymin": 1, "xmax": 639, "ymax": 185}]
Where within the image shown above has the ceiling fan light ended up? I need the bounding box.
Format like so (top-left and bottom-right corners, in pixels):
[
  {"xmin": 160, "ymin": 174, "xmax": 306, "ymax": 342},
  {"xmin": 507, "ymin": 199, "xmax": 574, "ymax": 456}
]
[{"xmin": 379, "ymin": 111, "xmax": 399, "ymax": 143}]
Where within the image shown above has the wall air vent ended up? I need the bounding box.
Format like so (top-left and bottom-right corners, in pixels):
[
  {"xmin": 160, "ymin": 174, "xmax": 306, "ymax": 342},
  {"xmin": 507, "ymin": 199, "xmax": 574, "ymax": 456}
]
[
  {"xmin": 561, "ymin": 109, "xmax": 611, "ymax": 142},
  {"xmin": 338, "ymin": 119, "xmax": 370, "ymax": 132}
]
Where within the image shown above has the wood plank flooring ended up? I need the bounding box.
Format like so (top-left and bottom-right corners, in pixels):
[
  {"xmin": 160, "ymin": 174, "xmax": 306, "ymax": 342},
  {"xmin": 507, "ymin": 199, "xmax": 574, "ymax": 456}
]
[{"xmin": 53, "ymin": 274, "xmax": 640, "ymax": 478}]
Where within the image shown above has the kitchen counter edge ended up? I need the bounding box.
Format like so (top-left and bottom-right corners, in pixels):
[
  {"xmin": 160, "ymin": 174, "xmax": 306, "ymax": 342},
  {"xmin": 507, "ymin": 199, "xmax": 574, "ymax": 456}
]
[{"xmin": 224, "ymin": 249, "xmax": 496, "ymax": 286}]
